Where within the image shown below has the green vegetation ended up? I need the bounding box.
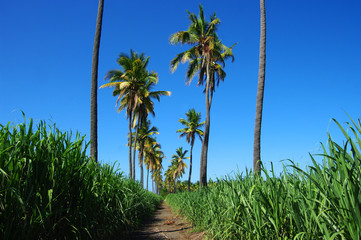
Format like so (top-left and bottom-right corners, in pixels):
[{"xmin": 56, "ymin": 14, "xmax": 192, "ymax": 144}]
[
  {"xmin": 100, "ymin": 50, "xmax": 170, "ymax": 181},
  {"xmin": 143, "ymin": 139, "xmax": 164, "ymax": 193},
  {"xmin": 132, "ymin": 120, "xmax": 164, "ymax": 191},
  {"xmin": 177, "ymin": 109, "xmax": 205, "ymax": 191},
  {"xmin": 0, "ymin": 117, "xmax": 162, "ymax": 239},
  {"xmin": 170, "ymin": 4, "xmax": 236, "ymax": 186},
  {"xmin": 166, "ymin": 117, "xmax": 361, "ymax": 239},
  {"xmin": 164, "ymin": 147, "xmax": 189, "ymax": 193}
]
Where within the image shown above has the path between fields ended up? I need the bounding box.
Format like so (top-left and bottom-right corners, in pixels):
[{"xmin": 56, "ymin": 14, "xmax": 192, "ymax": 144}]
[{"xmin": 129, "ymin": 201, "xmax": 205, "ymax": 240}]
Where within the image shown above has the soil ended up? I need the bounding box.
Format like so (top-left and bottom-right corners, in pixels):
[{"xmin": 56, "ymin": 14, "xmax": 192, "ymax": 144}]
[{"xmin": 127, "ymin": 201, "xmax": 205, "ymax": 240}]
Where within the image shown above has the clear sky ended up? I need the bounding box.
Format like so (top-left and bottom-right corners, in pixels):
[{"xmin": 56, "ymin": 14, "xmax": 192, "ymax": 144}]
[{"xmin": 1, "ymin": 0, "xmax": 361, "ymax": 183}]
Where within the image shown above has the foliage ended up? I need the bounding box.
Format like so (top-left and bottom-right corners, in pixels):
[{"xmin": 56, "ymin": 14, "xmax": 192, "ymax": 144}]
[
  {"xmin": 166, "ymin": 117, "xmax": 361, "ymax": 239},
  {"xmin": 176, "ymin": 109, "xmax": 204, "ymax": 145},
  {"xmin": 170, "ymin": 4, "xmax": 236, "ymax": 187},
  {"xmin": 100, "ymin": 50, "xmax": 170, "ymax": 179},
  {"xmin": 0, "ymin": 118, "xmax": 162, "ymax": 239},
  {"xmin": 143, "ymin": 139, "xmax": 164, "ymax": 193},
  {"xmin": 177, "ymin": 108, "xmax": 204, "ymax": 191},
  {"xmin": 164, "ymin": 147, "xmax": 189, "ymax": 193},
  {"xmin": 161, "ymin": 180, "xmax": 219, "ymax": 197}
]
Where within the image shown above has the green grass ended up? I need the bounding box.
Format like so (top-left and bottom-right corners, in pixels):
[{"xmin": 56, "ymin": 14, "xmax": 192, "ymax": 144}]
[
  {"xmin": 0, "ymin": 117, "xmax": 162, "ymax": 239},
  {"xmin": 166, "ymin": 117, "xmax": 361, "ymax": 239}
]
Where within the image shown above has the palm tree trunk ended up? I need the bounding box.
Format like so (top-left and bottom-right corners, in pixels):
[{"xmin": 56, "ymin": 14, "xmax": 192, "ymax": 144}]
[
  {"xmin": 146, "ymin": 168, "xmax": 149, "ymax": 191},
  {"xmin": 90, "ymin": 0, "xmax": 104, "ymax": 162},
  {"xmin": 188, "ymin": 144, "xmax": 193, "ymax": 191},
  {"xmin": 132, "ymin": 120, "xmax": 140, "ymax": 179},
  {"xmin": 128, "ymin": 115, "xmax": 133, "ymax": 179},
  {"xmin": 200, "ymin": 62, "xmax": 211, "ymax": 187},
  {"xmin": 253, "ymin": 0, "xmax": 266, "ymax": 174},
  {"xmin": 139, "ymin": 144, "xmax": 144, "ymax": 188}
]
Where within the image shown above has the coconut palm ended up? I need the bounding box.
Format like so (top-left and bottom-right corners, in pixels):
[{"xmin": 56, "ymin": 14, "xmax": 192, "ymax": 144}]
[
  {"xmin": 176, "ymin": 109, "xmax": 204, "ymax": 191},
  {"xmin": 136, "ymin": 120, "xmax": 159, "ymax": 188},
  {"xmin": 170, "ymin": 147, "xmax": 189, "ymax": 193},
  {"xmin": 164, "ymin": 167, "xmax": 175, "ymax": 193},
  {"xmin": 90, "ymin": 0, "xmax": 104, "ymax": 162},
  {"xmin": 144, "ymin": 141, "xmax": 164, "ymax": 191},
  {"xmin": 152, "ymin": 168, "xmax": 163, "ymax": 195},
  {"xmin": 132, "ymin": 78, "xmax": 171, "ymax": 181},
  {"xmin": 253, "ymin": 0, "xmax": 266, "ymax": 174},
  {"xmin": 181, "ymin": 37, "xmax": 236, "ymax": 104},
  {"xmin": 100, "ymin": 50, "xmax": 157, "ymax": 179},
  {"xmin": 170, "ymin": 4, "xmax": 235, "ymax": 187}
]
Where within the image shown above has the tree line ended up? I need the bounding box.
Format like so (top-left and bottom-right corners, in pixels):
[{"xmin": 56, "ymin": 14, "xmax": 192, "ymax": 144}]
[{"xmin": 90, "ymin": 1, "xmax": 267, "ymax": 188}]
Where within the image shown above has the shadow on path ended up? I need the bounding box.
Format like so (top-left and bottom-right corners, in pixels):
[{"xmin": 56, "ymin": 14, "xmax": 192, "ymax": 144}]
[{"xmin": 127, "ymin": 202, "xmax": 204, "ymax": 240}]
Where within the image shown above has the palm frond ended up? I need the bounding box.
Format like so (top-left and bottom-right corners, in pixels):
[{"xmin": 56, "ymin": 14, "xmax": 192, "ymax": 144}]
[{"xmin": 170, "ymin": 52, "xmax": 185, "ymax": 73}]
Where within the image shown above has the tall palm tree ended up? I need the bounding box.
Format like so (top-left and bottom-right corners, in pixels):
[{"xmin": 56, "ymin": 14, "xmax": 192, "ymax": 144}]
[
  {"xmin": 136, "ymin": 120, "xmax": 159, "ymax": 188},
  {"xmin": 152, "ymin": 168, "xmax": 163, "ymax": 195},
  {"xmin": 144, "ymin": 141, "xmax": 164, "ymax": 191},
  {"xmin": 132, "ymin": 78, "xmax": 171, "ymax": 181},
  {"xmin": 164, "ymin": 168, "xmax": 174, "ymax": 193},
  {"xmin": 100, "ymin": 50, "xmax": 156, "ymax": 179},
  {"xmin": 176, "ymin": 109, "xmax": 204, "ymax": 191},
  {"xmin": 253, "ymin": 0, "xmax": 266, "ymax": 174},
  {"xmin": 170, "ymin": 147, "xmax": 189, "ymax": 193},
  {"xmin": 170, "ymin": 4, "xmax": 235, "ymax": 187},
  {"xmin": 90, "ymin": 0, "xmax": 104, "ymax": 162}
]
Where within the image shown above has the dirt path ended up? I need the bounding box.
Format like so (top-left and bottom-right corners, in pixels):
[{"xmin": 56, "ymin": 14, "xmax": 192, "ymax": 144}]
[{"xmin": 128, "ymin": 201, "xmax": 205, "ymax": 240}]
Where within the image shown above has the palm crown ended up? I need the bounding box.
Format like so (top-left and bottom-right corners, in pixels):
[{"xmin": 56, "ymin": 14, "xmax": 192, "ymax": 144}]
[
  {"xmin": 169, "ymin": 4, "xmax": 235, "ymax": 90},
  {"xmin": 177, "ymin": 109, "xmax": 205, "ymax": 146},
  {"xmin": 170, "ymin": 147, "xmax": 189, "ymax": 179},
  {"xmin": 136, "ymin": 120, "xmax": 159, "ymax": 146},
  {"xmin": 101, "ymin": 50, "xmax": 157, "ymax": 119},
  {"xmin": 134, "ymin": 79, "xmax": 171, "ymax": 126}
]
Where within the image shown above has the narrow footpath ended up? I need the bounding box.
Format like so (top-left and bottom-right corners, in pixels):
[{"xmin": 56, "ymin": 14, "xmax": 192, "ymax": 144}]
[{"xmin": 128, "ymin": 202, "xmax": 205, "ymax": 240}]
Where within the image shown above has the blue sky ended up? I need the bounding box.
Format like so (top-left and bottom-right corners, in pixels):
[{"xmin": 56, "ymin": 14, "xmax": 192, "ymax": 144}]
[{"xmin": 1, "ymin": 0, "xmax": 361, "ymax": 183}]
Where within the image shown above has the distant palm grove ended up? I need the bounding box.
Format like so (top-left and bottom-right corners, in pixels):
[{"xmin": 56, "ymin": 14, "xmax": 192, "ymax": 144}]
[{"xmin": 1, "ymin": 1, "xmax": 360, "ymax": 239}]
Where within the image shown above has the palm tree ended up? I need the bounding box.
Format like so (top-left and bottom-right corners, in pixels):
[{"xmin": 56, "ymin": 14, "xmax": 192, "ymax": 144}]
[
  {"xmin": 181, "ymin": 36, "xmax": 236, "ymax": 105},
  {"xmin": 144, "ymin": 141, "xmax": 164, "ymax": 191},
  {"xmin": 136, "ymin": 120, "xmax": 159, "ymax": 188},
  {"xmin": 253, "ymin": 0, "xmax": 266, "ymax": 174},
  {"xmin": 100, "ymin": 50, "xmax": 156, "ymax": 179},
  {"xmin": 152, "ymin": 168, "xmax": 163, "ymax": 195},
  {"xmin": 176, "ymin": 109, "xmax": 204, "ymax": 191},
  {"xmin": 170, "ymin": 147, "xmax": 189, "ymax": 193},
  {"xmin": 132, "ymin": 78, "xmax": 171, "ymax": 182},
  {"xmin": 170, "ymin": 4, "xmax": 235, "ymax": 187},
  {"xmin": 164, "ymin": 168, "xmax": 174, "ymax": 193},
  {"xmin": 90, "ymin": 0, "xmax": 104, "ymax": 162}
]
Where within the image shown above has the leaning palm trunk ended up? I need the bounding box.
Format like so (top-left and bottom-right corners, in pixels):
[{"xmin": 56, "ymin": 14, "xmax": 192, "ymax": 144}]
[
  {"xmin": 200, "ymin": 62, "xmax": 211, "ymax": 187},
  {"xmin": 128, "ymin": 115, "xmax": 133, "ymax": 179},
  {"xmin": 90, "ymin": 0, "xmax": 104, "ymax": 162},
  {"xmin": 188, "ymin": 144, "xmax": 193, "ymax": 191},
  {"xmin": 253, "ymin": 0, "xmax": 266, "ymax": 174}
]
